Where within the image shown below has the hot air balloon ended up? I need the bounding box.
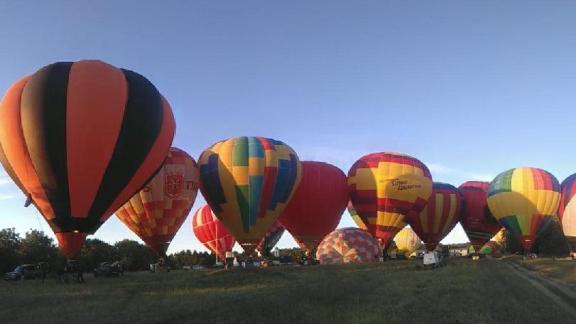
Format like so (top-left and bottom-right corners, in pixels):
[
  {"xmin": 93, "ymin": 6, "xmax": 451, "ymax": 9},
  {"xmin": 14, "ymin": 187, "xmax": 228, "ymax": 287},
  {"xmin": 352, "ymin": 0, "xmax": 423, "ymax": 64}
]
[
  {"xmin": 192, "ymin": 205, "xmax": 236, "ymax": 260},
  {"xmin": 257, "ymin": 221, "xmax": 285, "ymax": 257},
  {"xmin": 115, "ymin": 147, "xmax": 199, "ymax": 256},
  {"xmin": 278, "ymin": 161, "xmax": 348, "ymax": 253},
  {"xmin": 459, "ymin": 181, "xmax": 502, "ymax": 253},
  {"xmin": 411, "ymin": 182, "xmax": 463, "ymax": 251},
  {"xmin": 0, "ymin": 60, "xmax": 175, "ymax": 258},
  {"xmin": 348, "ymin": 153, "xmax": 432, "ymax": 249},
  {"xmin": 487, "ymin": 167, "xmax": 560, "ymax": 252},
  {"xmin": 348, "ymin": 201, "xmax": 367, "ymax": 230},
  {"xmin": 315, "ymin": 228, "xmax": 382, "ymax": 265},
  {"xmin": 479, "ymin": 241, "xmax": 500, "ymax": 256},
  {"xmin": 198, "ymin": 136, "xmax": 302, "ymax": 254},
  {"xmin": 393, "ymin": 226, "xmax": 422, "ymax": 257},
  {"xmin": 559, "ymin": 174, "xmax": 576, "ymax": 250}
]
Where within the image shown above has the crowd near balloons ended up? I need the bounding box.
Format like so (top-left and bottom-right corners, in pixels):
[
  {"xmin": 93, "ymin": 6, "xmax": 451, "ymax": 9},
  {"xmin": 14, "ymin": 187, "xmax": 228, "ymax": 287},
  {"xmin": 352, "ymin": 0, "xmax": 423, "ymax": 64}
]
[{"xmin": 1, "ymin": 60, "xmax": 576, "ymax": 267}]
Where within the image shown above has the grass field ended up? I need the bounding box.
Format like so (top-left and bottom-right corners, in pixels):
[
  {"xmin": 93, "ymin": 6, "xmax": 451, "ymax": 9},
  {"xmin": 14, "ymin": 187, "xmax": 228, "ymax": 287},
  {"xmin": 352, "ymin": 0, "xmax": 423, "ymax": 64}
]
[
  {"xmin": 1, "ymin": 257, "xmax": 575, "ymax": 323},
  {"xmin": 511, "ymin": 257, "xmax": 576, "ymax": 284}
]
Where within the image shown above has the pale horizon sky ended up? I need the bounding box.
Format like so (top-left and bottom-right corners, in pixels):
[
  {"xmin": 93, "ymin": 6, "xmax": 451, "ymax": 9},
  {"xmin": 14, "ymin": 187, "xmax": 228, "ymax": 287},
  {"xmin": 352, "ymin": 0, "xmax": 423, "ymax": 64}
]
[{"xmin": 1, "ymin": 1, "xmax": 576, "ymax": 254}]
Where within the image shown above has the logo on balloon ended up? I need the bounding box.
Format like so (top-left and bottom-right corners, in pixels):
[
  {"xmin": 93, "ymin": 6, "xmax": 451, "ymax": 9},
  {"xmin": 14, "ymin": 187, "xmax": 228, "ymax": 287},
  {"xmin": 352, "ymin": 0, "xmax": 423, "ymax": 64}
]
[
  {"xmin": 165, "ymin": 172, "xmax": 184, "ymax": 198},
  {"xmin": 391, "ymin": 178, "xmax": 422, "ymax": 191}
]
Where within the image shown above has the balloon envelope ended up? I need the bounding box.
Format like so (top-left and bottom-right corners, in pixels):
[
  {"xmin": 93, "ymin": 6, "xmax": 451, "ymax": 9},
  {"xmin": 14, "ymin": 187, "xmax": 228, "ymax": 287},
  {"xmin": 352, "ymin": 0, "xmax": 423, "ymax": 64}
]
[
  {"xmin": 487, "ymin": 167, "xmax": 560, "ymax": 251},
  {"xmin": 115, "ymin": 147, "xmax": 199, "ymax": 256},
  {"xmin": 393, "ymin": 226, "xmax": 422, "ymax": 257},
  {"xmin": 257, "ymin": 221, "xmax": 285, "ymax": 256},
  {"xmin": 559, "ymin": 174, "xmax": 576, "ymax": 248},
  {"xmin": 316, "ymin": 228, "xmax": 382, "ymax": 265},
  {"xmin": 0, "ymin": 60, "xmax": 175, "ymax": 258},
  {"xmin": 348, "ymin": 153, "xmax": 432, "ymax": 249},
  {"xmin": 411, "ymin": 182, "xmax": 463, "ymax": 251},
  {"xmin": 459, "ymin": 181, "xmax": 502, "ymax": 252},
  {"xmin": 279, "ymin": 161, "xmax": 348, "ymax": 252},
  {"xmin": 192, "ymin": 205, "xmax": 236, "ymax": 260},
  {"xmin": 198, "ymin": 136, "xmax": 302, "ymax": 254},
  {"xmin": 347, "ymin": 201, "xmax": 368, "ymax": 230}
]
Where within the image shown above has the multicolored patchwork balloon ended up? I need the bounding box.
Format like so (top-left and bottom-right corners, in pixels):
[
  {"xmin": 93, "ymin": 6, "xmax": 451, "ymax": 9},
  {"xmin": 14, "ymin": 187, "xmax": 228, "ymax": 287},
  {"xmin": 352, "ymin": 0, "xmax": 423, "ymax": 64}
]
[
  {"xmin": 487, "ymin": 167, "xmax": 560, "ymax": 251},
  {"xmin": 115, "ymin": 147, "xmax": 198, "ymax": 256},
  {"xmin": 192, "ymin": 205, "xmax": 236, "ymax": 260},
  {"xmin": 348, "ymin": 152, "xmax": 432, "ymax": 249},
  {"xmin": 198, "ymin": 136, "xmax": 302, "ymax": 254},
  {"xmin": 459, "ymin": 181, "xmax": 502, "ymax": 252},
  {"xmin": 315, "ymin": 228, "xmax": 382, "ymax": 265},
  {"xmin": 559, "ymin": 174, "xmax": 576, "ymax": 248},
  {"xmin": 410, "ymin": 182, "xmax": 463, "ymax": 251},
  {"xmin": 0, "ymin": 60, "xmax": 175, "ymax": 258},
  {"xmin": 278, "ymin": 161, "xmax": 348, "ymax": 253}
]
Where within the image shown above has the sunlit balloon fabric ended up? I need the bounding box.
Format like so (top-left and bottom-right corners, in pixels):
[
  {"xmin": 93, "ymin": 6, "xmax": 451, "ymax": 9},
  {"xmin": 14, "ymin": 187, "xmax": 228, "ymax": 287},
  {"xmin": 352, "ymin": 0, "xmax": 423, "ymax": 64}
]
[
  {"xmin": 487, "ymin": 167, "xmax": 560, "ymax": 251},
  {"xmin": 559, "ymin": 174, "xmax": 576, "ymax": 247},
  {"xmin": 279, "ymin": 161, "xmax": 348, "ymax": 253},
  {"xmin": 411, "ymin": 183, "xmax": 462, "ymax": 251},
  {"xmin": 316, "ymin": 228, "xmax": 382, "ymax": 265},
  {"xmin": 198, "ymin": 136, "xmax": 302, "ymax": 253},
  {"xmin": 257, "ymin": 221, "xmax": 285, "ymax": 255},
  {"xmin": 347, "ymin": 201, "xmax": 367, "ymax": 230},
  {"xmin": 192, "ymin": 205, "xmax": 236, "ymax": 260},
  {"xmin": 348, "ymin": 153, "xmax": 432, "ymax": 248},
  {"xmin": 459, "ymin": 181, "xmax": 502, "ymax": 252},
  {"xmin": 115, "ymin": 148, "xmax": 198, "ymax": 256},
  {"xmin": 0, "ymin": 60, "xmax": 175, "ymax": 258},
  {"xmin": 393, "ymin": 226, "xmax": 422, "ymax": 257}
]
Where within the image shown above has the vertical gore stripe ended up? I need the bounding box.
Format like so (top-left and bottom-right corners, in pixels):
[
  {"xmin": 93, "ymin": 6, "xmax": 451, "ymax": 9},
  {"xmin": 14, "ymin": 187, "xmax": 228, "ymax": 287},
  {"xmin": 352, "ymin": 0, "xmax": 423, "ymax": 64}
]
[
  {"xmin": 20, "ymin": 62, "xmax": 72, "ymax": 225},
  {"xmin": 88, "ymin": 69, "xmax": 164, "ymax": 225},
  {"xmin": 101, "ymin": 96, "xmax": 175, "ymax": 222},
  {"xmin": 0, "ymin": 77, "xmax": 56, "ymax": 220},
  {"xmin": 66, "ymin": 61, "xmax": 128, "ymax": 218}
]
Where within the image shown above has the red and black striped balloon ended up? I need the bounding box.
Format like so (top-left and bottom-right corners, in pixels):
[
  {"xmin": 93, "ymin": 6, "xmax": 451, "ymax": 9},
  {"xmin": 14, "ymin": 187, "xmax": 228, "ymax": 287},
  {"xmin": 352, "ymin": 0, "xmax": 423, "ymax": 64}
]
[{"xmin": 0, "ymin": 60, "xmax": 175, "ymax": 257}]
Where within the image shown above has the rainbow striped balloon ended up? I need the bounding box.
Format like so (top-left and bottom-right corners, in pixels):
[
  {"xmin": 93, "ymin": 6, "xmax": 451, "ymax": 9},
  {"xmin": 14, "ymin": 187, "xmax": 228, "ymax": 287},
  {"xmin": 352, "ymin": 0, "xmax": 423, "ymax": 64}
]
[{"xmin": 487, "ymin": 167, "xmax": 560, "ymax": 251}]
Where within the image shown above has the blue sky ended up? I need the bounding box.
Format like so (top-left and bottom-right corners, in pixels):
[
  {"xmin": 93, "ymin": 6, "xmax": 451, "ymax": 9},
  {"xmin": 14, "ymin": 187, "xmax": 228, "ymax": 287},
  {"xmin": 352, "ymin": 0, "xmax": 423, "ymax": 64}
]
[{"xmin": 1, "ymin": 1, "xmax": 576, "ymax": 253}]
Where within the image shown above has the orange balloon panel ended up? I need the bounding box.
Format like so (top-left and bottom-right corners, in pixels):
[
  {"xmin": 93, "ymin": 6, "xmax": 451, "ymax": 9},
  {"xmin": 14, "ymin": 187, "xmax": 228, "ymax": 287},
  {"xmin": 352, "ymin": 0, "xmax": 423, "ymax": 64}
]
[{"xmin": 116, "ymin": 147, "xmax": 199, "ymax": 255}]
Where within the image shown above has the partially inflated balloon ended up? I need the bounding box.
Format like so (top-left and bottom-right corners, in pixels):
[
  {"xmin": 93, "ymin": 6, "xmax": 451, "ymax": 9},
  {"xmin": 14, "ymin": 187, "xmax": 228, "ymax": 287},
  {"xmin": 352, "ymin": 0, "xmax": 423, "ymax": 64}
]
[
  {"xmin": 257, "ymin": 221, "xmax": 285, "ymax": 256},
  {"xmin": 278, "ymin": 161, "xmax": 348, "ymax": 252},
  {"xmin": 479, "ymin": 241, "xmax": 500, "ymax": 255},
  {"xmin": 0, "ymin": 60, "xmax": 175, "ymax": 258},
  {"xmin": 347, "ymin": 201, "xmax": 368, "ymax": 230},
  {"xmin": 394, "ymin": 226, "xmax": 422, "ymax": 257},
  {"xmin": 459, "ymin": 181, "xmax": 502, "ymax": 252},
  {"xmin": 487, "ymin": 167, "xmax": 560, "ymax": 251},
  {"xmin": 115, "ymin": 147, "xmax": 198, "ymax": 256},
  {"xmin": 348, "ymin": 153, "xmax": 432, "ymax": 249},
  {"xmin": 316, "ymin": 228, "xmax": 381, "ymax": 264},
  {"xmin": 559, "ymin": 174, "xmax": 576, "ymax": 248},
  {"xmin": 411, "ymin": 183, "xmax": 462, "ymax": 251},
  {"xmin": 192, "ymin": 205, "xmax": 236, "ymax": 260},
  {"xmin": 198, "ymin": 137, "xmax": 301, "ymax": 254}
]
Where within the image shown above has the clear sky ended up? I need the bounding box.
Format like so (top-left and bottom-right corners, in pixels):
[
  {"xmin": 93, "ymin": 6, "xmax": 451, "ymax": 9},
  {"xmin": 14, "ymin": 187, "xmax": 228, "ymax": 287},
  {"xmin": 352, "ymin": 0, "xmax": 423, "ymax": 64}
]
[{"xmin": 1, "ymin": 1, "xmax": 576, "ymax": 254}]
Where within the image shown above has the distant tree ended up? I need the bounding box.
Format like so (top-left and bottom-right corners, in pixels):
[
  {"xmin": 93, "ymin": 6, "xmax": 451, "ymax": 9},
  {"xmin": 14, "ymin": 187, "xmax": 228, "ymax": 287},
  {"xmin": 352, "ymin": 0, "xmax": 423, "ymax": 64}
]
[
  {"xmin": 79, "ymin": 239, "xmax": 117, "ymax": 270},
  {"xmin": 115, "ymin": 239, "xmax": 157, "ymax": 271},
  {"xmin": 18, "ymin": 229, "xmax": 58, "ymax": 264},
  {"xmin": 0, "ymin": 228, "xmax": 21, "ymax": 272}
]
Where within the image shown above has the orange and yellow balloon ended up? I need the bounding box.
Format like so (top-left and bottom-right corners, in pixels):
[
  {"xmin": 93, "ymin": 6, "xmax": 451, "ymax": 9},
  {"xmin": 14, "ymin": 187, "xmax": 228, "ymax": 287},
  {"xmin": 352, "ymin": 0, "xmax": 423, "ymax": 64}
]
[
  {"xmin": 115, "ymin": 147, "xmax": 199, "ymax": 256},
  {"xmin": 487, "ymin": 167, "xmax": 560, "ymax": 251}
]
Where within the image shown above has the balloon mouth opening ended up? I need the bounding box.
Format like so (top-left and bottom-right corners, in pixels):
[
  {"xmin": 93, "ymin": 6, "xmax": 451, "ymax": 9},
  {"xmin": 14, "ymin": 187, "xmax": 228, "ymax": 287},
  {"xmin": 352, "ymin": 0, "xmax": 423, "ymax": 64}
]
[{"xmin": 55, "ymin": 232, "xmax": 88, "ymax": 259}]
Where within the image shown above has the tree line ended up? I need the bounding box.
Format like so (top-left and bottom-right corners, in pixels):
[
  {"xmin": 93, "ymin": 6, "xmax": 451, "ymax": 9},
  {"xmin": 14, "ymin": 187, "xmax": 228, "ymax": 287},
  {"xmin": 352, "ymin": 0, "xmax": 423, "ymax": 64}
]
[{"xmin": 0, "ymin": 228, "xmax": 217, "ymax": 274}]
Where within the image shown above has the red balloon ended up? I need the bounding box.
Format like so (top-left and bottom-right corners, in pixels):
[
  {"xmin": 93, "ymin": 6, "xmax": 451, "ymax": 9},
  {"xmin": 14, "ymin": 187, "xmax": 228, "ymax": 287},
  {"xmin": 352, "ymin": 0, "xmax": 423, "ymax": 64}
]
[
  {"xmin": 278, "ymin": 161, "xmax": 348, "ymax": 252},
  {"xmin": 192, "ymin": 205, "xmax": 236, "ymax": 260},
  {"xmin": 459, "ymin": 181, "xmax": 502, "ymax": 252}
]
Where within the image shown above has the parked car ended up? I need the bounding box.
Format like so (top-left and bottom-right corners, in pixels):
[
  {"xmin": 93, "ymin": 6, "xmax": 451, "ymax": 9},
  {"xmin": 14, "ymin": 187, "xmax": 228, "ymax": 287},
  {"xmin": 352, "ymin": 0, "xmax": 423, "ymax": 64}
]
[
  {"xmin": 93, "ymin": 261, "xmax": 123, "ymax": 277},
  {"xmin": 4, "ymin": 264, "xmax": 43, "ymax": 281}
]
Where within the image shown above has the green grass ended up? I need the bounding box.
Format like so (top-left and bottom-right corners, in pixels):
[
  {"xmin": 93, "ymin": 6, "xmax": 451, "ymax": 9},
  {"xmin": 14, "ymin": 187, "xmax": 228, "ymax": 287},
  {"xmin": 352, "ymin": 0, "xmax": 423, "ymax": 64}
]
[
  {"xmin": 510, "ymin": 256, "xmax": 576, "ymax": 284},
  {"xmin": 1, "ymin": 258, "xmax": 574, "ymax": 323}
]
